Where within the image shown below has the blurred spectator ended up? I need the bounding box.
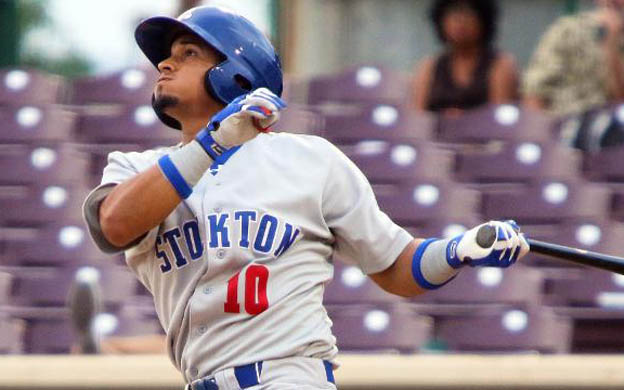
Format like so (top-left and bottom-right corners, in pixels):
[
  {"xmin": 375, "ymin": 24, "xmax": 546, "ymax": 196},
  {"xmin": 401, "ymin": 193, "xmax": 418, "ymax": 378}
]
[
  {"xmin": 523, "ymin": 0, "xmax": 624, "ymax": 117},
  {"xmin": 411, "ymin": 0, "xmax": 518, "ymax": 116}
]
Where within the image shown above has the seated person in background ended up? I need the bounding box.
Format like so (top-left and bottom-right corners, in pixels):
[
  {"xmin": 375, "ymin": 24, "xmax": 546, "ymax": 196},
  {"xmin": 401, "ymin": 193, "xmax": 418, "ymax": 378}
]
[
  {"xmin": 412, "ymin": 0, "xmax": 518, "ymax": 116},
  {"xmin": 523, "ymin": 0, "xmax": 624, "ymax": 117}
]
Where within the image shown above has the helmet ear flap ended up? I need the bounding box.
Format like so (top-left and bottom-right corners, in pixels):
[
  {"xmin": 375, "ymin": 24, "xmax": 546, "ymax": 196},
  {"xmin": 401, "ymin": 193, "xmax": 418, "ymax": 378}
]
[
  {"xmin": 204, "ymin": 69, "xmax": 227, "ymax": 106},
  {"xmin": 151, "ymin": 94, "xmax": 182, "ymax": 130},
  {"xmin": 204, "ymin": 65, "xmax": 254, "ymax": 105}
]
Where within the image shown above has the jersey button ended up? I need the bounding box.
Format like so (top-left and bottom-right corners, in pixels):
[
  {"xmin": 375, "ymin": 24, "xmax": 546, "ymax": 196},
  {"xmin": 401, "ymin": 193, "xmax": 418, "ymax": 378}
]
[
  {"xmin": 216, "ymin": 249, "xmax": 226, "ymax": 259},
  {"xmin": 203, "ymin": 287, "xmax": 212, "ymax": 294},
  {"xmin": 189, "ymin": 367, "xmax": 198, "ymax": 377},
  {"xmin": 198, "ymin": 325, "xmax": 207, "ymax": 334}
]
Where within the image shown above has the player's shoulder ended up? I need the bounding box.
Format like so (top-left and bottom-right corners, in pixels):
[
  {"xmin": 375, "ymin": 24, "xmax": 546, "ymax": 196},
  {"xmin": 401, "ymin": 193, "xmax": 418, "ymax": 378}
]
[{"xmin": 262, "ymin": 132, "xmax": 341, "ymax": 158}]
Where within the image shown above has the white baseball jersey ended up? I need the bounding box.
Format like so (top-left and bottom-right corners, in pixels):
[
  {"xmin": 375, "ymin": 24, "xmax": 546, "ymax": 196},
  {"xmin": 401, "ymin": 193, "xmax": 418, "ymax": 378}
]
[{"xmin": 84, "ymin": 132, "xmax": 413, "ymax": 383}]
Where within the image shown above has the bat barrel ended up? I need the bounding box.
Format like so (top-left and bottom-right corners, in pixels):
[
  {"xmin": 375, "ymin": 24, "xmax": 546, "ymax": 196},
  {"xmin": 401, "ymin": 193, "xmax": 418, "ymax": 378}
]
[{"xmin": 527, "ymin": 239, "xmax": 624, "ymax": 275}]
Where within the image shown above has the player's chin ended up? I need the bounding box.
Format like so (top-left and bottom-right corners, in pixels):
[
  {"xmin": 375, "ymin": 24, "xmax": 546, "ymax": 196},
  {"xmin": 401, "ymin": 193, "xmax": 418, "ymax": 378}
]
[{"xmin": 153, "ymin": 93, "xmax": 180, "ymax": 113}]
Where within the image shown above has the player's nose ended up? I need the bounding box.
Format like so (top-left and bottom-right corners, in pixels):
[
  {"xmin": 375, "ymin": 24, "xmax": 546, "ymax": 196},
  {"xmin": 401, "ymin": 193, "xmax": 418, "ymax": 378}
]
[{"xmin": 157, "ymin": 57, "xmax": 176, "ymax": 74}]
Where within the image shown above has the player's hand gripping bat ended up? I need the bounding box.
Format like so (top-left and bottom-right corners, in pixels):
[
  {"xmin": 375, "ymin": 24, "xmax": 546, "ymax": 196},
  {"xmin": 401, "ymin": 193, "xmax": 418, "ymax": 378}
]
[{"xmin": 476, "ymin": 224, "xmax": 624, "ymax": 275}]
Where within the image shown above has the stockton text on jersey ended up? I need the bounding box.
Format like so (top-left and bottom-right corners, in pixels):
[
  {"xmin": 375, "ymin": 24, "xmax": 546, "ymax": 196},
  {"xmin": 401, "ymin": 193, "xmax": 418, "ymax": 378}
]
[{"xmin": 155, "ymin": 210, "xmax": 302, "ymax": 273}]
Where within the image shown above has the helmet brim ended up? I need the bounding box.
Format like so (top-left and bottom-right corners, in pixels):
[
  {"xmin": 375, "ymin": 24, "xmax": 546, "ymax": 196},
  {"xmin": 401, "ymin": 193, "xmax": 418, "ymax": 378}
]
[{"xmin": 135, "ymin": 16, "xmax": 207, "ymax": 68}]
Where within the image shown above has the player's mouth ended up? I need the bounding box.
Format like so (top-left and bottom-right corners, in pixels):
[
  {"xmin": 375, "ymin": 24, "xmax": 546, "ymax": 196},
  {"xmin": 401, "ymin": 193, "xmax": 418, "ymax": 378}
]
[{"xmin": 157, "ymin": 76, "xmax": 173, "ymax": 83}]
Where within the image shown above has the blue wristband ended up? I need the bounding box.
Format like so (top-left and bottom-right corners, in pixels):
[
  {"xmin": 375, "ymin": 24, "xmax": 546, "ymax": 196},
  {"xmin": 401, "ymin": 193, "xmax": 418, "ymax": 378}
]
[
  {"xmin": 158, "ymin": 155, "xmax": 193, "ymax": 199},
  {"xmin": 195, "ymin": 130, "xmax": 225, "ymax": 161},
  {"xmin": 411, "ymin": 238, "xmax": 450, "ymax": 290}
]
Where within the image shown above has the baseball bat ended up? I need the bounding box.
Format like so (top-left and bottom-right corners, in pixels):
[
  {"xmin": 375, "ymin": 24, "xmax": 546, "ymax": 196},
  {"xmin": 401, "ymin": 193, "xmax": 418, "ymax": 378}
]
[{"xmin": 475, "ymin": 224, "xmax": 624, "ymax": 275}]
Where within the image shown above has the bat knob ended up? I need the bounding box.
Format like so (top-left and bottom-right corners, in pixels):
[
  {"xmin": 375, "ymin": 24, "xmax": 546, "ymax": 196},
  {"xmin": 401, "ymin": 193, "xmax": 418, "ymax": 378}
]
[{"xmin": 476, "ymin": 224, "xmax": 497, "ymax": 248}]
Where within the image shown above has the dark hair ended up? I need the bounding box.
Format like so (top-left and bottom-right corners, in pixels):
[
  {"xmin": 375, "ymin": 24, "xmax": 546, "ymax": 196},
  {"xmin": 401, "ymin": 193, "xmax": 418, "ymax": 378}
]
[{"xmin": 430, "ymin": 0, "xmax": 499, "ymax": 46}]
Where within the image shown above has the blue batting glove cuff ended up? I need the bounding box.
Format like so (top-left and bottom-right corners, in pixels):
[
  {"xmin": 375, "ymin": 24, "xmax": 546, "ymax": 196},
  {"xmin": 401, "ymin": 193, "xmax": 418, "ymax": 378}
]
[
  {"xmin": 411, "ymin": 238, "xmax": 459, "ymax": 290},
  {"xmin": 195, "ymin": 129, "xmax": 226, "ymax": 161},
  {"xmin": 446, "ymin": 234, "xmax": 467, "ymax": 269}
]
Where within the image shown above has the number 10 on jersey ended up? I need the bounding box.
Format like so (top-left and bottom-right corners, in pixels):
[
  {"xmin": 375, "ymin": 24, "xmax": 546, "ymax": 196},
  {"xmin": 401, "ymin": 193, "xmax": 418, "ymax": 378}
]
[{"xmin": 224, "ymin": 264, "xmax": 269, "ymax": 315}]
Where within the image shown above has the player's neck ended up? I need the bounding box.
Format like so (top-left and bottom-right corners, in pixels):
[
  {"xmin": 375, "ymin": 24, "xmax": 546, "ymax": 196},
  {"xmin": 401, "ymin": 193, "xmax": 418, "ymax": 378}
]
[
  {"xmin": 178, "ymin": 103, "xmax": 223, "ymax": 144},
  {"xmin": 180, "ymin": 115, "xmax": 211, "ymax": 144},
  {"xmin": 179, "ymin": 116, "xmax": 211, "ymax": 144}
]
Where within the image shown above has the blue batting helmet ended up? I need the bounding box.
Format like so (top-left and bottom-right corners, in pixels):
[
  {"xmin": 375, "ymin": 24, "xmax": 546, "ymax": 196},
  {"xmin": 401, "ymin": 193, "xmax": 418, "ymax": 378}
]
[{"xmin": 135, "ymin": 6, "xmax": 283, "ymax": 129}]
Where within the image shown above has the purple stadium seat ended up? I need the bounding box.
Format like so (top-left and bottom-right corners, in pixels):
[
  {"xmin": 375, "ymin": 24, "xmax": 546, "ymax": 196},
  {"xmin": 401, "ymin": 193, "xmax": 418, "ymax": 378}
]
[
  {"xmin": 0, "ymin": 271, "xmax": 12, "ymax": 305},
  {"xmin": 521, "ymin": 219, "xmax": 624, "ymax": 268},
  {"xmin": 438, "ymin": 104, "xmax": 554, "ymax": 144},
  {"xmin": 436, "ymin": 305, "xmax": 572, "ymax": 353},
  {"xmin": 376, "ymin": 180, "xmax": 480, "ymax": 226},
  {"xmin": 0, "ymin": 183, "xmax": 88, "ymax": 226},
  {"xmin": 77, "ymin": 143, "xmax": 143, "ymax": 188},
  {"xmin": 94, "ymin": 311, "xmax": 163, "ymax": 338},
  {"xmin": 0, "ymin": 68, "xmax": 66, "ymax": 105},
  {"xmin": 2, "ymin": 223, "xmax": 103, "ymax": 266},
  {"xmin": 5, "ymin": 301, "xmax": 160, "ymax": 353},
  {"xmin": 271, "ymin": 104, "xmax": 323, "ymax": 135},
  {"xmin": 324, "ymin": 260, "xmax": 402, "ymax": 305},
  {"xmin": 10, "ymin": 265, "xmax": 136, "ymax": 306},
  {"xmin": 481, "ymin": 179, "xmax": 611, "ymax": 224},
  {"xmin": 550, "ymin": 269, "xmax": 624, "ymax": 307},
  {"xmin": 281, "ymin": 77, "xmax": 308, "ymax": 105},
  {"xmin": 0, "ymin": 144, "xmax": 89, "ymax": 186},
  {"xmin": 553, "ymin": 307, "xmax": 624, "ymax": 353},
  {"xmin": 308, "ymin": 65, "xmax": 410, "ymax": 105},
  {"xmin": 119, "ymin": 295, "xmax": 159, "ymax": 318},
  {"xmin": 584, "ymin": 145, "xmax": 624, "ymax": 182},
  {"xmin": 326, "ymin": 303, "xmax": 432, "ymax": 353},
  {"xmin": 455, "ymin": 141, "xmax": 581, "ymax": 183},
  {"xmin": 611, "ymin": 184, "xmax": 624, "ymax": 222},
  {"xmin": 2, "ymin": 306, "xmax": 72, "ymax": 354},
  {"xmin": 321, "ymin": 103, "xmax": 434, "ymax": 144},
  {"xmin": 28, "ymin": 317, "xmax": 73, "ymax": 353},
  {"xmin": 71, "ymin": 67, "xmax": 158, "ymax": 105},
  {"xmin": 0, "ymin": 105, "xmax": 75, "ymax": 143},
  {"xmin": 0, "ymin": 315, "xmax": 24, "ymax": 353},
  {"xmin": 415, "ymin": 217, "xmax": 483, "ymax": 238},
  {"xmin": 421, "ymin": 266, "xmax": 544, "ymax": 305},
  {"xmin": 76, "ymin": 104, "xmax": 179, "ymax": 145},
  {"xmin": 343, "ymin": 140, "xmax": 453, "ymax": 184}
]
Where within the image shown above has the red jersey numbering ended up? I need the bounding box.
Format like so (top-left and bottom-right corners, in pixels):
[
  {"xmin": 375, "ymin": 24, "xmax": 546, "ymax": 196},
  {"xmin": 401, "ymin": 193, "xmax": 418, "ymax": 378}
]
[{"xmin": 224, "ymin": 264, "xmax": 270, "ymax": 315}]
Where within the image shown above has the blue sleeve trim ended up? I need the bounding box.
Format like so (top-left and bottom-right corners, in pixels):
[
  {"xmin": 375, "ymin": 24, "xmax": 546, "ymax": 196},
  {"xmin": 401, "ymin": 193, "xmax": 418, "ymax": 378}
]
[
  {"xmin": 411, "ymin": 238, "xmax": 447, "ymax": 290},
  {"xmin": 158, "ymin": 155, "xmax": 192, "ymax": 199}
]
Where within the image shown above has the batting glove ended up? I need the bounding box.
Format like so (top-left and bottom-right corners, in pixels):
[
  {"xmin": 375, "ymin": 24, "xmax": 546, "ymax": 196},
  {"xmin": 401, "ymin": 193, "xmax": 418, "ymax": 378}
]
[
  {"xmin": 196, "ymin": 88, "xmax": 287, "ymax": 159},
  {"xmin": 446, "ymin": 220, "xmax": 530, "ymax": 268}
]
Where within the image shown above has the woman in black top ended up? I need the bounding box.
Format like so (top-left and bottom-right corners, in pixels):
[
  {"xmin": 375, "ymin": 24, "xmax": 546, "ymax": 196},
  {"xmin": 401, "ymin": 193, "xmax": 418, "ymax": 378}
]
[{"xmin": 412, "ymin": 0, "xmax": 518, "ymax": 116}]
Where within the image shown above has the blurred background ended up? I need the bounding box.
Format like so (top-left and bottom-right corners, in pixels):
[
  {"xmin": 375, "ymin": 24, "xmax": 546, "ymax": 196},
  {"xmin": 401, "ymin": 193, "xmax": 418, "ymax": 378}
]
[{"xmin": 1, "ymin": 0, "xmax": 624, "ymax": 388}]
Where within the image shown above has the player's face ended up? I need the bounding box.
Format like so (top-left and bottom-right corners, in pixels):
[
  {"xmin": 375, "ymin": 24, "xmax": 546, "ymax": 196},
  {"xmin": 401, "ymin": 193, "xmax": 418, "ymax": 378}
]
[
  {"xmin": 441, "ymin": 5, "xmax": 483, "ymax": 48},
  {"xmin": 154, "ymin": 34, "xmax": 223, "ymax": 123}
]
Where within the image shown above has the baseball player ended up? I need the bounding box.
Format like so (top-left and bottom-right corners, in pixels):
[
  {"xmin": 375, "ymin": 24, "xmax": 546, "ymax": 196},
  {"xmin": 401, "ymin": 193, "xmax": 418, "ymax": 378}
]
[{"xmin": 82, "ymin": 6, "xmax": 529, "ymax": 390}]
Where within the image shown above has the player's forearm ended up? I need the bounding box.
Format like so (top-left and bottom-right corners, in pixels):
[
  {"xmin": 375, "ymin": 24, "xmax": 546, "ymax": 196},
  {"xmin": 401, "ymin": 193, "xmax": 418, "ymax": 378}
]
[
  {"xmin": 369, "ymin": 239, "xmax": 426, "ymax": 297},
  {"xmin": 370, "ymin": 222, "xmax": 529, "ymax": 298},
  {"xmin": 100, "ymin": 165, "xmax": 182, "ymax": 247}
]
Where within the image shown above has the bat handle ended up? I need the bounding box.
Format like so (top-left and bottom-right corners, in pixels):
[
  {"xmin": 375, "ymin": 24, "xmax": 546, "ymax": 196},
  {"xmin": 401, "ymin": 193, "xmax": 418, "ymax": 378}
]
[{"xmin": 476, "ymin": 224, "xmax": 497, "ymax": 248}]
